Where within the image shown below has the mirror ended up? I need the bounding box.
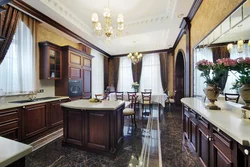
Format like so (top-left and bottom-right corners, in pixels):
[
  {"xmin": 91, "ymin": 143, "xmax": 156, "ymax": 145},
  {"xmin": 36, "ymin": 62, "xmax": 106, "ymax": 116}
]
[{"xmin": 193, "ymin": 0, "xmax": 250, "ymax": 96}]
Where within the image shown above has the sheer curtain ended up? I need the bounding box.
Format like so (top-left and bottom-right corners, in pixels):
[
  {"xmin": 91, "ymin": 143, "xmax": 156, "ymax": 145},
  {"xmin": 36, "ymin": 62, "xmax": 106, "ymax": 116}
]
[
  {"xmin": 0, "ymin": 19, "xmax": 36, "ymax": 95},
  {"xmin": 194, "ymin": 47, "xmax": 213, "ymax": 96},
  {"xmin": 140, "ymin": 53, "xmax": 163, "ymax": 94},
  {"xmin": 224, "ymin": 44, "xmax": 250, "ymax": 93},
  {"xmin": 91, "ymin": 50, "xmax": 104, "ymax": 97},
  {"xmin": 117, "ymin": 57, "xmax": 133, "ymax": 92}
]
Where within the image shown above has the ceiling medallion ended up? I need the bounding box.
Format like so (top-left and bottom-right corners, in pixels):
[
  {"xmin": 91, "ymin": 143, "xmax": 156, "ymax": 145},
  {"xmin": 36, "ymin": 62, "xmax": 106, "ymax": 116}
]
[{"xmin": 91, "ymin": 1, "xmax": 124, "ymax": 41}]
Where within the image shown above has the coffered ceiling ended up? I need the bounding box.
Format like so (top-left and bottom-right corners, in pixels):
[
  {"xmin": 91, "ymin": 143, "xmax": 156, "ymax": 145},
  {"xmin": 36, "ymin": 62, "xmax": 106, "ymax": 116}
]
[{"xmin": 22, "ymin": 0, "xmax": 194, "ymax": 55}]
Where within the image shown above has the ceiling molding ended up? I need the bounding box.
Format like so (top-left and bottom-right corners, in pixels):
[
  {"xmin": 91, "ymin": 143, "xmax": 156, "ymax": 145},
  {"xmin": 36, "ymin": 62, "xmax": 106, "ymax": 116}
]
[
  {"xmin": 187, "ymin": 0, "xmax": 203, "ymax": 20},
  {"xmin": 111, "ymin": 48, "xmax": 173, "ymax": 57},
  {"xmin": 11, "ymin": 0, "xmax": 111, "ymax": 57}
]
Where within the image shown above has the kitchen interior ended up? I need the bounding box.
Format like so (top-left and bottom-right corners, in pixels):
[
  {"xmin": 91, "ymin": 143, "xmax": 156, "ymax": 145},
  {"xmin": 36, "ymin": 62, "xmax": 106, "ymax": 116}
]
[{"xmin": 1, "ymin": 0, "xmax": 250, "ymax": 167}]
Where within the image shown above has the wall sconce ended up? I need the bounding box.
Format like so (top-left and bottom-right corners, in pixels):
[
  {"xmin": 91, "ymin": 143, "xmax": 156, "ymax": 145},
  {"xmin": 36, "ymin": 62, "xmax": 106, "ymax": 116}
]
[
  {"xmin": 227, "ymin": 43, "xmax": 233, "ymax": 53},
  {"xmin": 237, "ymin": 40, "xmax": 244, "ymax": 53}
]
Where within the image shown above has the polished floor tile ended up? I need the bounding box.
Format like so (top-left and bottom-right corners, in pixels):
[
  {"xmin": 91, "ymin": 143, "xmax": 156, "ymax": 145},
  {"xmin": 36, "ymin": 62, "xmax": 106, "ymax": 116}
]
[{"xmin": 25, "ymin": 105, "xmax": 202, "ymax": 167}]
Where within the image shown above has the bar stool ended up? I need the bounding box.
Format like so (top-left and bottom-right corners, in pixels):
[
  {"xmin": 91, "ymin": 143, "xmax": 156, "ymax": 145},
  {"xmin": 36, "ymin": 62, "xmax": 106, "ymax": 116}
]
[{"xmin": 225, "ymin": 93, "xmax": 240, "ymax": 103}]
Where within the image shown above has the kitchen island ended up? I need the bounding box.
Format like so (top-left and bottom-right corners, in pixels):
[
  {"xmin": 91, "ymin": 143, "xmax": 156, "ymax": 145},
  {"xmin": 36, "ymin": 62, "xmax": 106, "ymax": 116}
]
[{"xmin": 61, "ymin": 100, "xmax": 125, "ymax": 157}]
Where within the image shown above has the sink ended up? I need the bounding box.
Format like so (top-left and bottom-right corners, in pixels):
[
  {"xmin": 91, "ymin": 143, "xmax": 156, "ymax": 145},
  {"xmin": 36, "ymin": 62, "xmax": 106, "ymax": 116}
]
[{"xmin": 9, "ymin": 97, "xmax": 60, "ymax": 104}]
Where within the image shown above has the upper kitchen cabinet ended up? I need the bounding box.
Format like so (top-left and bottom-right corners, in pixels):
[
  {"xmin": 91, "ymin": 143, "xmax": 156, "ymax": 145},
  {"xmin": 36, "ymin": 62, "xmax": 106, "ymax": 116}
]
[{"xmin": 39, "ymin": 41, "xmax": 62, "ymax": 80}]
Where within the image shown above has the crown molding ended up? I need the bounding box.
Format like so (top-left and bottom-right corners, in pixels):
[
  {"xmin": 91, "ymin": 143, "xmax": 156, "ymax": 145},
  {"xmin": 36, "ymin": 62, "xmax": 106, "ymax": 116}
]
[
  {"xmin": 111, "ymin": 48, "xmax": 173, "ymax": 57},
  {"xmin": 11, "ymin": 0, "xmax": 110, "ymax": 57}
]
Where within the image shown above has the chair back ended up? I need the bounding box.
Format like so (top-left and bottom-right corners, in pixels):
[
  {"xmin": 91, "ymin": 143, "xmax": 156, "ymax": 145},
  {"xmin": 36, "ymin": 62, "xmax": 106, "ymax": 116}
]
[
  {"xmin": 95, "ymin": 93, "xmax": 109, "ymax": 100},
  {"xmin": 225, "ymin": 93, "xmax": 240, "ymax": 103},
  {"xmin": 141, "ymin": 92, "xmax": 152, "ymax": 104},
  {"xmin": 127, "ymin": 92, "xmax": 137, "ymax": 101},
  {"xmin": 131, "ymin": 95, "xmax": 138, "ymax": 111},
  {"xmin": 144, "ymin": 89, "xmax": 152, "ymax": 92},
  {"xmin": 115, "ymin": 92, "xmax": 123, "ymax": 100}
]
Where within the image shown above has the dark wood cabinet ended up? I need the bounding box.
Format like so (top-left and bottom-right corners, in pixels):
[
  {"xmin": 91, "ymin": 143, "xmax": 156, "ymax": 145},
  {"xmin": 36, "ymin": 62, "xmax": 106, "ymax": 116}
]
[
  {"xmin": 22, "ymin": 103, "xmax": 49, "ymax": 140},
  {"xmin": 0, "ymin": 108, "xmax": 21, "ymax": 141},
  {"xmin": 39, "ymin": 41, "xmax": 62, "ymax": 80},
  {"xmin": 50, "ymin": 99, "xmax": 69, "ymax": 128},
  {"xmin": 198, "ymin": 126, "xmax": 210, "ymax": 167},
  {"xmin": 55, "ymin": 46, "xmax": 93, "ymax": 99}
]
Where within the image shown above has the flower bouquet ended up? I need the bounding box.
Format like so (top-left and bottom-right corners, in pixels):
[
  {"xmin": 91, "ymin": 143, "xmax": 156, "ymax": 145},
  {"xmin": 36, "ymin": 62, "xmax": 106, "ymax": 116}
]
[{"xmin": 131, "ymin": 82, "xmax": 139, "ymax": 92}]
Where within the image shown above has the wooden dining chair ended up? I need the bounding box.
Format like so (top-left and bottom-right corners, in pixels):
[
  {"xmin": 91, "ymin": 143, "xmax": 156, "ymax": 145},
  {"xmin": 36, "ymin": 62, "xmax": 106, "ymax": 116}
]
[
  {"xmin": 166, "ymin": 90, "xmax": 176, "ymax": 110},
  {"xmin": 141, "ymin": 92, "xmax": 152, "ymax": 115},
  {"xmin": 115, "ymin": 92, "xmax": 123, "ymax": 100},
  {"xmin": 123, "ymin": 95, "xmax": 138, "ymax": 127},
  {"xmin": 127, "ymin": 92, "xmax": 137, "ymax": 101},
  {"xmin": 225, "ymin": 93, "xmax": 240, "ymax": 103}
]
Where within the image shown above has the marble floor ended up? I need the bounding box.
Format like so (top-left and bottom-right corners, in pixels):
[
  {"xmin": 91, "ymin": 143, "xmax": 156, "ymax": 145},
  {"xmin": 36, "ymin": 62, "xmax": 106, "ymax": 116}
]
[{"xmin": 25, "ymin": 105, "xmax": 202, "ymax": 167}]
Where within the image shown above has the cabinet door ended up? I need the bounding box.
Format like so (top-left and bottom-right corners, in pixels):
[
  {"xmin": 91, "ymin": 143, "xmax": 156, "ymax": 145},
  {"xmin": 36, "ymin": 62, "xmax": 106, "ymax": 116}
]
[
  {"xmin": 48, "ymin": 48, "xmax": 62, "ymax": 79},
  {"xmin": 190, "ymin": 118, "xmax": 198, "ymax": 151},
  {"xmin": 83, "ymin": 69, "xmax": 91, "ymax": 99},
  {"xmin": 22, "ymin": 103, "xmax": 49, "ymax": 139},
  {"xmin": 82, "ymin": 57, "xmax": 91, "ymax": 68},
  {"xmin": 184, "ymin": 111, "xmax": 190, "ymax": 140},
  {"xmin": 69, "ymin": 65, "xmax": 82, "ymax": 80},
  {"xmin": 50, "ymin": 100, "xmax": 64, "ymax": 127},
  {"xmin": 198, "ymin": 127, "xmax": 210, "ymax": 167},
  {"xmin": 69, "ymin": 52, "xmax": 82, "ymax": 66}
]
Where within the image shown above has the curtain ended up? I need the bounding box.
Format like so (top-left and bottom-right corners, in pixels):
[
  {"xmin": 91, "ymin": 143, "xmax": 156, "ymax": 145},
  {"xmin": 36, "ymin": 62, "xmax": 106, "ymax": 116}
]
[
  {"xmin": 159, "ymin": 52, "xmax": 168, "ymax": 92},
  {"xmin": 91, "ymin": 49, "xmax": 104, "ymax": 97},
  {"xmin": 0, "ymin": 5, "xmax": 20, "ymax": 64},
  {"xmin": 113, "ymin": 57, "xmax": 120, "ymax": 91},
  {"xmin": 211, "ymin": 46, "xmax": 229, "ymax": 92},
  {"xmin": 224, "ymin": 44, "xmax": 250, "ymax": 93},
  {"xmin": 104, "ymin": 56, "xmax": 109, "ymax": 90},
  {"xmin": 131, "ymin": 59, "xmax": 142, "ymax": 83},
  {"xmin": 140, "ymin": 53, "xmax": 163, "ymax": 94},
  {"xmin": 0, "ymin": 13, "xmax": 37, "ymax": 95},
  {"xmin": 117, "ymin": 57, "xmax": 133, "ymax": 92},
  {"xmin": 193, "ymin": 47, "xmax": 213, "ymax": 96}
]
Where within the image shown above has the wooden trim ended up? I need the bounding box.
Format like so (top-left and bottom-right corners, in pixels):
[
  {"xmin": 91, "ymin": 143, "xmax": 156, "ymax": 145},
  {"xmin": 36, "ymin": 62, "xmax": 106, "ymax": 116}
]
[
  {"xmin": 187, "ymin": 0, "xmax": 203, "ymax": 20},
  {"xmin": 111, "ymin": 48, "xmax": 173, "ymax": 57},
  {"xmin": 11, "ymin": 0, "xmax": 110, "ymax": 57}
]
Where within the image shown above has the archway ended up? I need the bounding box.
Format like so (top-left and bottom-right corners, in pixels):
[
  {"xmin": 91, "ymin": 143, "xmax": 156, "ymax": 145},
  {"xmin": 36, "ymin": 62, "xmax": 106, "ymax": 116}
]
[{"xmin": 174, "ymin": 50, "xmax": 185, "ymax": 106}]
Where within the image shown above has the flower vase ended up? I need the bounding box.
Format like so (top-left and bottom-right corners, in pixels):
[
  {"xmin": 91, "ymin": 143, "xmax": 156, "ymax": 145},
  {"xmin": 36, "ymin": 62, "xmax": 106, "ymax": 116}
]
[
  {"xmin": 239, "ymin": 84, "xmax": 250, "ymax": 110},
  {"xmin": 134, "ymin": 87, "xmax": 138, "ymax": 93},
  {"xmin": 203, "ymin": 84, "xmax": 221, "ymax": 110}
]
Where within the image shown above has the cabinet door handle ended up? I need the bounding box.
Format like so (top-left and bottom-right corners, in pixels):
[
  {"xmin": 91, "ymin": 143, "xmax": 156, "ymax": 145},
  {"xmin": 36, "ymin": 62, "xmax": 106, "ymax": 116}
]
[
  {"xmin": 208, "ymin": 137, "xmax": 214, "ymax": 141},
  {"xmin": 216, "ymin": 128, "xmax": 220, "ymax": 132},
  {"xmin": 23, "ymin": 106, "xmax": 26, "ymax": 109},
  {"xmin": 244, "ymin": 149, "xmax": 249, "ymax": 155},
  {"xmin": 206, "ymin": 135, "xmax": 209, "ymax": 139}
]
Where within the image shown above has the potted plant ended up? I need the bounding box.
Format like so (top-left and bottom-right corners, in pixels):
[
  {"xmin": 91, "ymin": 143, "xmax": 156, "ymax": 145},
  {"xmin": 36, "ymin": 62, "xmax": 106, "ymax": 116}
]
[
  {"xmin": 196, "ymin": 59, "xmax": 228, "ymax": 110},
  {"xmin": 131, "ymin": 82, "xmax": 140, "ymax": 92},
  {"xmin": 227, "ymin": 57, "xmax": 250, "ymax": 109}
]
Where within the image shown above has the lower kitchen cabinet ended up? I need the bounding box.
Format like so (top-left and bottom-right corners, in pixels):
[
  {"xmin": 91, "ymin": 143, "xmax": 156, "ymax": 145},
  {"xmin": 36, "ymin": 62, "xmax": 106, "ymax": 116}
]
[
  {"xmin": 50, "ymin": 99, "xmax": 69, "ymax": 127},
  {"xmin": 22, "ymin": 103, "xmax": 49, "ymax": 140},
  {"xmin": 0, "ymin": 108, "xmax": 21, "ymax": 141},
  {"xmin": 198, "ymin": 127, "xmax": 210, "ymax": 167}
]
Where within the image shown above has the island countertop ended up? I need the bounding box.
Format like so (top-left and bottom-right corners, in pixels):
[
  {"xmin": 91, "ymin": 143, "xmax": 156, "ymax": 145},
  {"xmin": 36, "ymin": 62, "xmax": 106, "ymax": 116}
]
[
  {"xmin": 61, "ymin": 99, "xmax": 125, "ymax": 110},
  {"xmin": 0, "ymin": 137, "xmax": 32, "ymax": 167},
  {"xmin": 181, "ymin": 97, "xmax": 250, "ymax": 146}
]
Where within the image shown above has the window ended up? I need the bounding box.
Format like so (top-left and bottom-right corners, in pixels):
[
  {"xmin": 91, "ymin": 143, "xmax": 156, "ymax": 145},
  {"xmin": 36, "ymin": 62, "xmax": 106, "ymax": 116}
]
[
  {"xmin": 91, "ymin": 50, "xmax": 104, "ymax": 97},
  {"xmin": 0, "ymin": 20, "xmax": 36, "ymax": 95},
  {"xmin": 117, "ymin": 57, "xmax": 133, "ymax": 92},
  {"xmin": 193, "ymin": 47, "xmax": 213, "ymax": 96},
  {"xmin": 140, "ymin": 53, "xmax": 163, "ymax": 94}
]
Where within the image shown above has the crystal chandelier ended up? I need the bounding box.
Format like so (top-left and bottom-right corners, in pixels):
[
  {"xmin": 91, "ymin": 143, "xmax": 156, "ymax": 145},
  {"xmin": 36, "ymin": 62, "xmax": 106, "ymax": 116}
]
[
  {"xmin": 127, "ymin": 52, "xmax": 143, "ymax": 64},
  {"xmin": 91, "ymin": 1, "xmax": 124, "ymax": 41},
  {"xmin": 237, "ymin": 39, "xmax": 244, "ymax": 53}
]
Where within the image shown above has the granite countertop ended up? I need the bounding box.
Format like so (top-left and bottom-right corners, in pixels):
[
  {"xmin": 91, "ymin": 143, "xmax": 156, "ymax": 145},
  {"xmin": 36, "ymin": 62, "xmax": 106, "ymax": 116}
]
[
  {"xmin": 61, "ymin": 100, "xmax": 125, "ymax": 110},
  {"xmin": 181, "ymin": 97, "xmax": 250, "ymax": 146},
  {"xmin": 0, "ymin": 96, "xmax": 69, "ymax": 110},
  {"xmin": 0, "ymin": 137, "xmax": 32, "ymax": 167}
]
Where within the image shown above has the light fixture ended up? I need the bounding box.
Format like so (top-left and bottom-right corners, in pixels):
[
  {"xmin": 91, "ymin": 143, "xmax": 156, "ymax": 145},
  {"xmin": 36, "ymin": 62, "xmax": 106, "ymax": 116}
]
[
  {"xmin": 227, "ymin": 43, "xmax": 233, "ymax": 53},
  {"xmin": 127, "ymin": 41, "xmax": 143, "ymax": 64},
  {"xmin": 91, "ymin": 0, "xmax": 124, "ymax": 41},
  {"xmin": 237, "ymin": 39, "xmax": 244, "ymax": 53}
]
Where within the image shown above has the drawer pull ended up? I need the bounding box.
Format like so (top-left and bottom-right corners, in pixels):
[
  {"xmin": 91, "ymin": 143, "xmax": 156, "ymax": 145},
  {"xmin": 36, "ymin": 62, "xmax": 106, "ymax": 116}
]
[
  {"xmin": 217, "ymin": 128, "xmax": 220, "ymax": 132},
  {"xmin": 206, "ymin": 135, "xmax": 209, "ymax": 139},
  {"xmin": 244, "ymin": 149, "xmax": 249, "ymax": 155},
  {"xmin": 209, "ymin": 137, "xmax": 214, "ymax": 141},
  {"xmin": 23, "ymin": 106, "xmax": 25, "ymax": 109}
]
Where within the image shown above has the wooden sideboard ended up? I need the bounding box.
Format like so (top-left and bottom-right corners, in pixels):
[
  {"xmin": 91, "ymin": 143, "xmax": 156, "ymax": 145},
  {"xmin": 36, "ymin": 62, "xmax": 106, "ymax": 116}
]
[{"xmin": 182, "ymin": 98, "xmax": 250, "ymax": 167}]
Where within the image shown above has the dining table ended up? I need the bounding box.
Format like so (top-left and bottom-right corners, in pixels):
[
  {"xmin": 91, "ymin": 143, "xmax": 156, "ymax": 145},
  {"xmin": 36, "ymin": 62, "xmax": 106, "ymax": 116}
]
[{"xmin": 108, "ymin": 92, "xmax": 168, "ymax": 107}]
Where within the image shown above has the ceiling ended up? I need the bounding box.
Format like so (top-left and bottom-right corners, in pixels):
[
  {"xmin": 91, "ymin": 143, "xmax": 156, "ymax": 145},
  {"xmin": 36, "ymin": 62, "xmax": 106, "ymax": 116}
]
[{"xmin": 22, "ymin": 0, "xmax": 194, "ymax": 55}]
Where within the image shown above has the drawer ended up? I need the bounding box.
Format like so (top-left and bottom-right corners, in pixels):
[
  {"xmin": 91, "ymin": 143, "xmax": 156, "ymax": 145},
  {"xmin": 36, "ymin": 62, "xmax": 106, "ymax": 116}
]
[
  {"xmin": 198, "ymin": 115, "xmax": 210, "ymax": 129},
  {"xmin": 0, "ymin": 121, "xmax": 18, "ymax": 134},
  {"xmin": 190, "ymin": 109, "xmax": 196, "ymax": 118},
  {"xmin": 0, "ymin": 111, "xmax": 18, "ymax": 124}
]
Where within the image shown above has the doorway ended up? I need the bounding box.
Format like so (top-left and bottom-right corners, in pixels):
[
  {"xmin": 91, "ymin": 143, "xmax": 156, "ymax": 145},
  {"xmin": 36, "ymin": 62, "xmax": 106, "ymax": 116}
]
[{"xmin": 174, "ymin": 50, "xmax": 185, "ymax": 106}]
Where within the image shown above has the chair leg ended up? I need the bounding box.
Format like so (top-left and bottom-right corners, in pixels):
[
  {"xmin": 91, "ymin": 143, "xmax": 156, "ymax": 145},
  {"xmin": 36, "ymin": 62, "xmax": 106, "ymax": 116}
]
[
  {"xmin": 131, "ymin": 115, "xmax": 133, "ymax": 125},
  {"xmin": 134, "ymin": 115, "xmax": 137, "ymax": 128}
]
